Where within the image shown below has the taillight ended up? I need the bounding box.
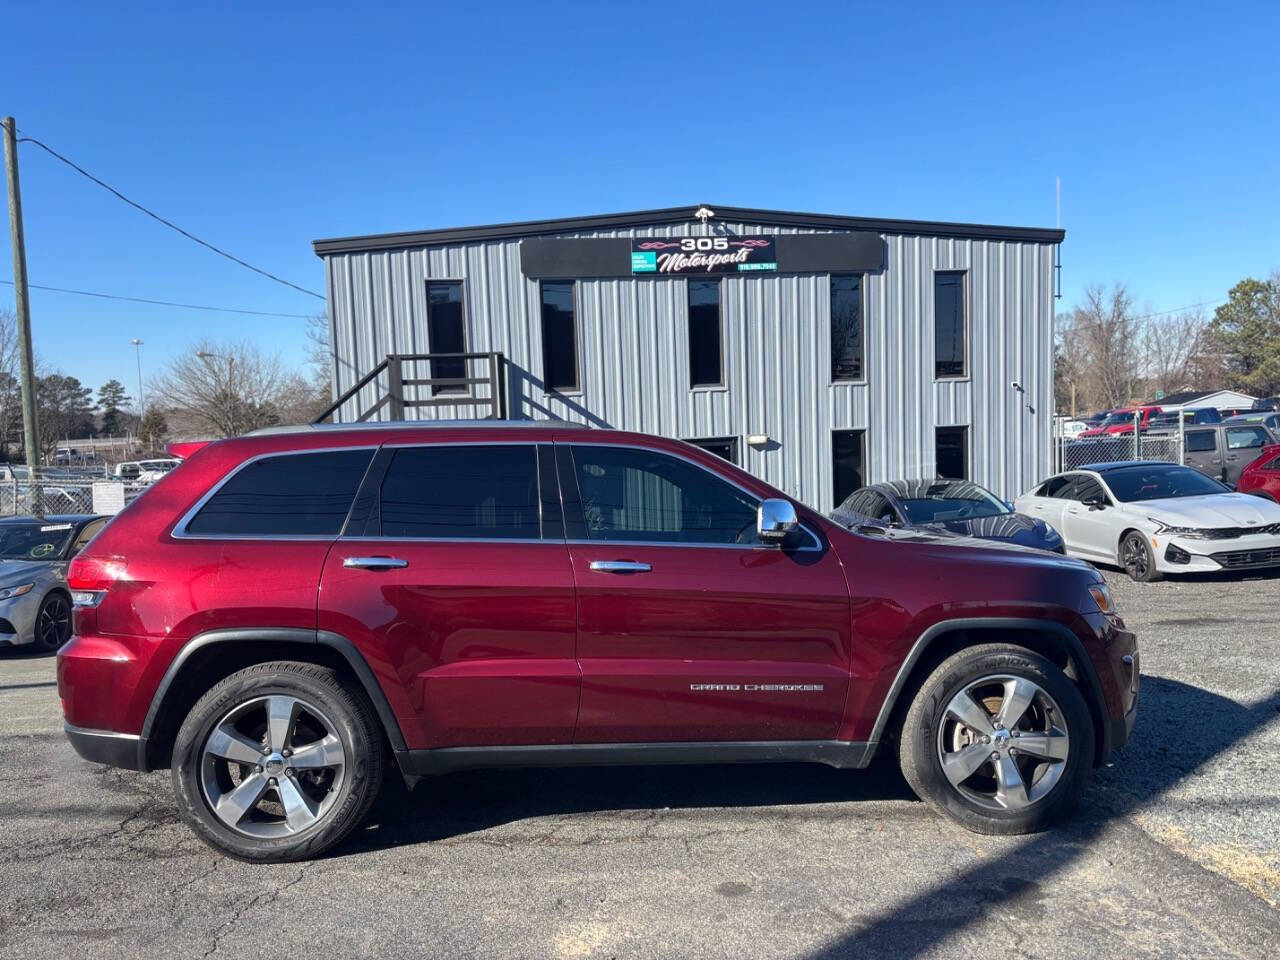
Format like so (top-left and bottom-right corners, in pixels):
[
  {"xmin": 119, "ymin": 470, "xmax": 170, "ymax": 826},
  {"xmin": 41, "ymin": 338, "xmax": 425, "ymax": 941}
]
[{"xmin": 67, "ymin": 554, "xmax": 127, "ymax": 607}]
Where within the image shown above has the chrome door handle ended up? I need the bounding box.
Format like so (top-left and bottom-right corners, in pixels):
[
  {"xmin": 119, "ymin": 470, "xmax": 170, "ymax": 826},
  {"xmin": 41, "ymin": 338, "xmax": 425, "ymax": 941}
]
[
  {"xmin": 343, "ymin": 556, "xmax": 408, "ymax": 570},
  {"xmin": 589, "ymin": 560, "xmax": 652, "ymax": 574}
]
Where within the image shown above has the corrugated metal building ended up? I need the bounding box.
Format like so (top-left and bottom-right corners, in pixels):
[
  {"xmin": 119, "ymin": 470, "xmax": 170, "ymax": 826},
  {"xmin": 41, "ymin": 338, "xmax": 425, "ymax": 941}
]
[{"xmin": 312, "ymin": 204, "xmax": 1063, "ymax": 508}]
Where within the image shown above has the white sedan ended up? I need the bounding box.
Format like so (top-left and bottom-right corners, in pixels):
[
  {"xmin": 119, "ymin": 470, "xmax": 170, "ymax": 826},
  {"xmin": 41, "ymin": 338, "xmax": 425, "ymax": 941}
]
[{"xmin": 1015, "ymin": 460, "xmax": 1280, "ymax": 581}]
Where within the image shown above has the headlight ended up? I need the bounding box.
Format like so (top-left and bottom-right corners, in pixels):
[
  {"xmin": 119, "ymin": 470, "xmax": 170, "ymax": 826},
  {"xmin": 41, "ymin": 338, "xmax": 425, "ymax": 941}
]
[
  {"xmin": 1088, "ymin": 582, "xmax": 1116, "ymax": 616},
  {"xmin": 0, "ymin": 582, "xmax": 34, "ymax": 601},
  {"xmin": 1147, "ymin": 517, "xmax": 1202, "ymax": 538}
]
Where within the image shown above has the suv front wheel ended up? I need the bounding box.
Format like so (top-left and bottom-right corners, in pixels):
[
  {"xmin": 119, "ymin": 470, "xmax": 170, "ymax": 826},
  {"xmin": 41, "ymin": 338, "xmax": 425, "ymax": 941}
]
[
  {"xmin": 898, "ymin": 644, "xmax": 1093, "ymax": 835},
  {"xmin": 171, "ymin": 661, "xmax": 386, "ymax": 862}
]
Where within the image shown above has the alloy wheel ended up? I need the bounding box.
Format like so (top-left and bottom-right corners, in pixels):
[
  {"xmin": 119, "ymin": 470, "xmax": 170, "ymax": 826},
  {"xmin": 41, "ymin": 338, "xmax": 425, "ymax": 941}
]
[
  {"xmin": 1122, "ymin": 535, "xmax": 1149, "ymax": 578},
  {"xmin": 37, "ymin": 594, "xmax": 71, "ymax": 650},
  {"xmin": 936, "ymin": 674, "xmax": 1071, "ymax": 812},
  {"xmin": 199, "ymin": 695, "xmax": 347, "ymax": 839}
]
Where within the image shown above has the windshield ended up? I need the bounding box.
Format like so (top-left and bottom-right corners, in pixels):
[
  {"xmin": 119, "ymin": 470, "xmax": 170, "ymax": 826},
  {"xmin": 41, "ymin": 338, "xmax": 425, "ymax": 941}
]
[
  {"xmin": 897, "ymin": 482, "xmax": 1011, "ymax": 523},
  {"xmin": 0, "ymin": 522, "xmax": 74, "ymax": 560},
  {"xmin": 1102, "ymin": 465, "xmax": 1229, "ymax": 502},
  {"xmin": 1100, "ymin": 411, "xmax": 1139, "ymax": 427}
]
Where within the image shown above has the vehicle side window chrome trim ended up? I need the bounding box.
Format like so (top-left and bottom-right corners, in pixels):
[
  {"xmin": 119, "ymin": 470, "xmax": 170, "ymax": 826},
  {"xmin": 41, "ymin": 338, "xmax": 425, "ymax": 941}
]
[
  {"xmin": 171, "ymin": 445, "xmax": 381, "ymax": 541},
  {"xmin": 559, "ymin": 440, "xmax": 823, "ymax": 552}
]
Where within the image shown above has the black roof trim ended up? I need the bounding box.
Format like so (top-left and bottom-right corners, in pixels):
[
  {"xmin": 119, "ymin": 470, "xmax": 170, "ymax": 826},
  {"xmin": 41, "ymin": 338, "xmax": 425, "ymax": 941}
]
[{"xmin": 313, "ymin": 204, "xmax": 1066, "ymax": 256}]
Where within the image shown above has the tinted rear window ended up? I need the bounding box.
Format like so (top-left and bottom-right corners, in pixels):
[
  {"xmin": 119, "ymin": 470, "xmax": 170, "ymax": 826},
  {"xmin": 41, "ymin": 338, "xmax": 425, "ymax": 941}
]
[
  {"xmin": 378, "ymin": 445, "xmax": 540, "ymax": 539},
  {"xmin": 185, "ymin": 449, "xmax": 373, "ymax": 536}
]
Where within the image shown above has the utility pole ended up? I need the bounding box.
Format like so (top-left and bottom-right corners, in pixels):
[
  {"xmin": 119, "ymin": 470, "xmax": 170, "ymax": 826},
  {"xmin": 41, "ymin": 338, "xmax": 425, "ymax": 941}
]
[{"xmin": 3, "ymin": 117, "xmax": 40, "ymax": 471}]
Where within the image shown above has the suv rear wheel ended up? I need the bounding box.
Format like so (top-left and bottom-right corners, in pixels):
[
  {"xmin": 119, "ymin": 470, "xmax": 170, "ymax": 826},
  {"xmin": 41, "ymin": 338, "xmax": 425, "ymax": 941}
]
[
  {"xmin": 171, "ymin": 661, "xmax": 385, "ymax": 862},
  {"xmin": 898, "ymin": 644, "xmax": 1093, "ymax": 835}
]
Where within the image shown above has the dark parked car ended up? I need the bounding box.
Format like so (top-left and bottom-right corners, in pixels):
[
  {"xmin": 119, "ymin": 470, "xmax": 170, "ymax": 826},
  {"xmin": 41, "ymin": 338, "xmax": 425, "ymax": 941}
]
[
  {"xmin": 59, "ymin": 423, "xmax": 1138, "ymax": 861},
  {"xmin": 1224, "ymin": 411, "xmax": 1280, "ymax": 434},
  {"xmin": 1147, "ymin": 407, "xmax": 1221, "ymax": 429},
  {"xmin": 1251, "ymin": 397, "xmax": 1279, "ymax": 412},
  {"xmin": 1174, "ymin": 422, "xmax": 1277, "ymax": 487},
  {"xmin": 832, "ymin": 479, "xmax": 1064, "ymax": 553}
]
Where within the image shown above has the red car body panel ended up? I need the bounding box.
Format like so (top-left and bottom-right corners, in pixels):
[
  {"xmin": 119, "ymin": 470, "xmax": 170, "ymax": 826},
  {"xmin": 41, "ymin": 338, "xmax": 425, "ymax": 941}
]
[
  {"xmin": 1077, "ymin": 405, "xmax": 1163, "ymax": 438},
  {"xmin": 1237, "ymin": 443, "xmax": 1280, "ymax": 502},
  {"xmin": 58, "ymin": 424, "xmax": 1138, "ymax": 773}
]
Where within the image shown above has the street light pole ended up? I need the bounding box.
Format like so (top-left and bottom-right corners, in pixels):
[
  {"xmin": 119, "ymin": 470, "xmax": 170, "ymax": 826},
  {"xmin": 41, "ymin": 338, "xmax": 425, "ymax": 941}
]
[{"xmin": 131, "ymin": 338, "xmax": 144, "ymax": 412}]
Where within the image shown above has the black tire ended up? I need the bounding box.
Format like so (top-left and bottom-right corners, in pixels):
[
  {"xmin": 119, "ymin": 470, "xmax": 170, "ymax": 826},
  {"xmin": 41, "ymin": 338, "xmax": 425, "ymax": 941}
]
[
  {"xmin": 34, "ymin": 592, "xmax": 72, "ymax": 653},
  {"xmin": 1119, "ymin": 530, "xmax": 1162, "ymax": 582},
  {"xmin": 898, "ymin": 644, "xmax": 1094, "ymax": 835},
  {"xmin": 171, "ymin": 661, "xmax": 386, "ymax": 862}
]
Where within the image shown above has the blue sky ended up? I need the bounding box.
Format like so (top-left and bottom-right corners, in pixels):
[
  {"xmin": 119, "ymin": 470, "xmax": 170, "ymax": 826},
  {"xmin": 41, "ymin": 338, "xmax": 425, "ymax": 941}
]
[{"xmin": 2, "ymin": 2, "xmax": 1277, "ymax": 399}]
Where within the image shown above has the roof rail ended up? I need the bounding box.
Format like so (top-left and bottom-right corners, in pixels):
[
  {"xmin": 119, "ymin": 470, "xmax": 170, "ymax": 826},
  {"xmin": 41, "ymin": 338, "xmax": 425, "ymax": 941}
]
[{"xmin": 246, "ymin": 419, "xmax": 593, "ymax": 438}]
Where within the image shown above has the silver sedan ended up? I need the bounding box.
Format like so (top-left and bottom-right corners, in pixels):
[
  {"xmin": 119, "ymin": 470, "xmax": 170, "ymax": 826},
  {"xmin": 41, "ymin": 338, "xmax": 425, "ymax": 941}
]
[{"xmin": 0, "ymin": 515, "xmax": 108, "ymax": 653}]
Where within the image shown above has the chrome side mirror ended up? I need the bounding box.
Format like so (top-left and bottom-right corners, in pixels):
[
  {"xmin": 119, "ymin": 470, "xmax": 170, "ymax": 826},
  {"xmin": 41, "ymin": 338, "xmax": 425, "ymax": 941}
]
[{"xmin": 758, "ymin": 498, "xmax": 798, "ymax": 544}]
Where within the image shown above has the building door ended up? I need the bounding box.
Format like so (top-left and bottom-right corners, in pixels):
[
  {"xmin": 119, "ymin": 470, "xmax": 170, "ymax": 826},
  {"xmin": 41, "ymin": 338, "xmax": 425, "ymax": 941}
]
[{"xmin": 560, "ymin": 442, "xmax": 851, "ymax": 744}]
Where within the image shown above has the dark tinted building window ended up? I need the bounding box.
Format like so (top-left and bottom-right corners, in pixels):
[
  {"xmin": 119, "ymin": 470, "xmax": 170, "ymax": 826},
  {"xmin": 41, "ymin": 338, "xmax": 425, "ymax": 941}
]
[
  {"xmin": 685, "ymin": 437, "xmax": 739, "ymax": 464},
  {"xmin": 934, "ymin": 271, "xmax": 967, "ymax": 378},
  {"xmin": 936, "ymin": 426, "xmax": 969, "ymax": 479},
  {"xmin": 427, "ymin": 281, "xmax": 466, "ymax": 394},
  {"xmin": 569, "ymin": 445, "xmax": 756, "ymax": 544},
  {"xmin": 831, "ymin": 275, "xmax": 864, "ymax": 381},
  {"xmin": 186, "ymin": 449, "xmax": 373, "ymax": 536},
  {"xmin": 688, "ymin": 279, "xmax": 723, "ymax": 387},
  {"xmin": 832, "ymin": 430, "xmax": 865, "ymax": 509},
  {"xmin": 540, "ymin": 281, "xmax": 578, "ymax": 392},
  {"xmin": 378, "ymin": 445, "xmax": 540, "ymax": 539}
]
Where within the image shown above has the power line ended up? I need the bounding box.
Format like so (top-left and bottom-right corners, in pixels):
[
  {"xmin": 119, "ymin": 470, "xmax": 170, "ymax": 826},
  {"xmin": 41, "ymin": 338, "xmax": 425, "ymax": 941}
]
[
  {"xmin": 15, "ymin": 130, "xmax": 324, "ymax": 300},
  {"xmin": 1132, "ymin": 299, "xmax": 1225, "ymax": 321},
  {"xmin": 0, "ymin": 278, "xmax": 316, "ymax": 319}
]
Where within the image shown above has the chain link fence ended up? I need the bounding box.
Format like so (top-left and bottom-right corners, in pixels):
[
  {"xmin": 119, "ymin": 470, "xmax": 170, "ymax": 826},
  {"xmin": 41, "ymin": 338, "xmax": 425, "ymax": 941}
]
[
  {"xmin": 0, "ymin": 474, "xmax": 152, "ymax": 517},
  {"xmin": 1054, "ymin": 411, "xmax": 1185, "ymax": 473}
]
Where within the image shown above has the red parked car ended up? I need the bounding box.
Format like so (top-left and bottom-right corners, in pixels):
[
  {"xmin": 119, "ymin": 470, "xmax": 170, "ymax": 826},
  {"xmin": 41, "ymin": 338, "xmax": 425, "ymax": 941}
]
[
  {"xmin": 1238, "ymin": 443, "xmax": 1280, "ymax": 502},
  {"xmin": 58, "ymin": 423, "xmax": 1139, "ymax": 861},
  {"xmin": 1077, "ymin": 405, "xmax": 1163, "ymax": 438}
]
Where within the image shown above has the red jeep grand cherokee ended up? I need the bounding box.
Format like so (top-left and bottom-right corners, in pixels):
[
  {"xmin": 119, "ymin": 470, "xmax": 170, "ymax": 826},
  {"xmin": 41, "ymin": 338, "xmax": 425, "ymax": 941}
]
[{"xmin": 58, "ymin": 423, "xmax": 1138, "ymax": 861}]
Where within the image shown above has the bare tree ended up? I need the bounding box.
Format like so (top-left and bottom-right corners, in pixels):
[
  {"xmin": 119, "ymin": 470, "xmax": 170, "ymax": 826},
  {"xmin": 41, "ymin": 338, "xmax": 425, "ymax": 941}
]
[
  {"xmin": 1140, "ymin": 308, "xmax": 1210, "ymax": 398},
  {"xmin": 1055, "ymin": 285, "xmax": 1143, "ymax": 413},
  {"xmin": 151, "ymin": 340, "xmax": 295, "ymax": 438}
]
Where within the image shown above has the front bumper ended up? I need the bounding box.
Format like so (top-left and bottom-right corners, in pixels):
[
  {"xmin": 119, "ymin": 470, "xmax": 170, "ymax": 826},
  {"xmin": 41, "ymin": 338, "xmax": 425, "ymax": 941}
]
[
  {"xmin": 1156, "ymin": 533, "xmax": 1280, "ymax": 573},
  {"xmin": 0, "ymin": 590, "xmax": 42, "ymax": 646},
  {"xmin": 64, "ymin": 723, "xmax": 147, "ymax": 770}
]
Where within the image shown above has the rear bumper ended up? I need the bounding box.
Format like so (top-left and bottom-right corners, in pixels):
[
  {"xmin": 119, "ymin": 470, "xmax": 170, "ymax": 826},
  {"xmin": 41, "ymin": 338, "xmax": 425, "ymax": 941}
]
[{"xmin": 64, "ymin": 723, "xmax": 147, "ymax": 771}]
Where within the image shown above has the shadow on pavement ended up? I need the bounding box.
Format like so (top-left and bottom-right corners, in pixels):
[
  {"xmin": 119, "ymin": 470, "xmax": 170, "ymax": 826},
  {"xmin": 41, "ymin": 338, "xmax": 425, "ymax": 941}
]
[
  {"xmin": 800, "ymin": 675, "xmax": 1280, "ymax": 959},
  {"xmin": 350, "ymin": 757, "xmax": 916, "ymax": 852}
]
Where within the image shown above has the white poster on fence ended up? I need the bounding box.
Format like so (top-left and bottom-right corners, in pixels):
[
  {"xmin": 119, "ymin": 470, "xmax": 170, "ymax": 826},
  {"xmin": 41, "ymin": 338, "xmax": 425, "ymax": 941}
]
[{"xmin": 92, "ymin": 481, "xmax": 127, "ymax": 515}]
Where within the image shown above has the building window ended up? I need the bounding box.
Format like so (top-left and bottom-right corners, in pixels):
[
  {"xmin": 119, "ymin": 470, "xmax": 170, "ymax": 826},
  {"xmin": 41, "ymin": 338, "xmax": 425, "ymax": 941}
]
[
  {"xmin": 934, "ymin": 271, "xmax": 967, "ymax": 379},
  {"xmin": 831, "ymin": 430, "xmax": 865, "ymax": 509},
  {"xmin": 540, "ymin": 281, "xmax": 579, "ymax": 392},
  {"xmin": 427, "ymin": 280, "xmax": 467, "ymax": 394},
  {"xmin": 831, "ymin": 275, "xmax": 864, "ymax": 382},
  {"xmin": 688, "ymin": 279, "xmax": 723, "ymax": 387},
  {"xmin": 936, "ymin": 426, "xmax": 969, "ymax": 479},
  {"xmin": 685, "ymin": 437, "xmax": 739, "ymax": 465}
]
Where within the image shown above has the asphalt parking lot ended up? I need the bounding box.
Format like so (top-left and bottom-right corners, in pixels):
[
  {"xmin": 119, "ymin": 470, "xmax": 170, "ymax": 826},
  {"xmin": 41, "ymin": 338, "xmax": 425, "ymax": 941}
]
[{"xmin": 1, "ymin": 568, "xmax": 1278, "ymax": 959}]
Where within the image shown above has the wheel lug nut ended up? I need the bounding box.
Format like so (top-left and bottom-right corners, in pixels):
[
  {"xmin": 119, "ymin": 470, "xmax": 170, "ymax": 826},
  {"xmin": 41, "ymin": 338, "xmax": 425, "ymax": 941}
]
[
  {"xmin": 261, "ymin": 746, "xmax": 270, "ymax": 755},
  {"xmin": 282, "ymin": 749, "xmax": 291, "ymax": 757},
  {"xmin": 990, "ymin": 752, "xmax": 999, "ymax": 761},
  {"xmin": 981, "ymin": 736, "xmax": 990, "ymax": 744},
  {"xmin": 255, "ymin": 765, "xmax": 263, "ymax": 773},
  {"xmin": 269, "ymin": 777, "xmax": 277, "ymax": 785},
  {"xmin": 1010, "ymin": 748, "xmax": 1018, "ymax": 756}
]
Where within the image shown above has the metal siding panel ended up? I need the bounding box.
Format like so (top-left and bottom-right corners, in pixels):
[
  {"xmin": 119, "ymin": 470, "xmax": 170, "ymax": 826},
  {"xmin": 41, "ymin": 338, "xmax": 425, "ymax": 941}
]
[{"xmin": 322, "ymin": 220, "xmax": 1056, "ymax": 509}]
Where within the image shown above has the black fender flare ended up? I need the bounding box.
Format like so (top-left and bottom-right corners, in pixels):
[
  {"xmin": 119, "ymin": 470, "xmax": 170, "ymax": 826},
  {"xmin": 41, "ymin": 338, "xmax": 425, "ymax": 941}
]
[
  {"xmin": 866, "ymin": 617, "xmax": 1112, "ymax": 762},
  {"xmin": 139, "ymin": 627, "xmax": 408, "ymax": 770}
]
